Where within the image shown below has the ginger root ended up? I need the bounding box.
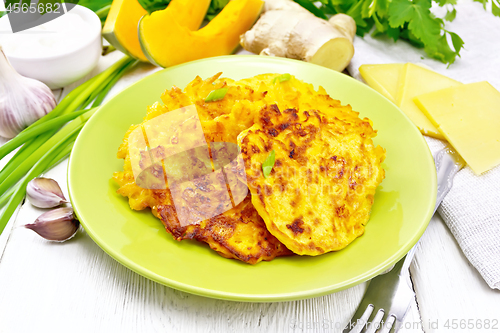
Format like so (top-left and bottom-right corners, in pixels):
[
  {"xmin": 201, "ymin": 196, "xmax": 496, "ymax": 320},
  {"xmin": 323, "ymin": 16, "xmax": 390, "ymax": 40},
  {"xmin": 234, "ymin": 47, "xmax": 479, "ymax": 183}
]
[{"xmin": 240, "ymin": 0, "xmax": 356, "ymax": 72}]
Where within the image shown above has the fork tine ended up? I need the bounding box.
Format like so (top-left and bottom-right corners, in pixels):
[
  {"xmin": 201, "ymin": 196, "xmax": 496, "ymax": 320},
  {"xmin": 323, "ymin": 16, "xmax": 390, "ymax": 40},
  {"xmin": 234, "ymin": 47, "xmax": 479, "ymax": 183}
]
[
  {"xmin": 363, "ymin": 308, "xmax": 385, "ymax": 333},
  {"xmin": 342, "ymin": 304, "xmax": 374, "ymax": 333},
  {"xmin": 391, "ymin": 316, "xmax": 404, "ymax": 333},
  {"xmin": 378, "ymin": 314, "xmax": 396, "ymax": 333}
]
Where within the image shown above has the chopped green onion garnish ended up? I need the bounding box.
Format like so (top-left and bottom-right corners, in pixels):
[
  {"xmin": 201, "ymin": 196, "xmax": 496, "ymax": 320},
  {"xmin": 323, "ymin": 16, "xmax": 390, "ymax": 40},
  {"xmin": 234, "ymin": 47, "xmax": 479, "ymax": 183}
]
[
  {"xmin": 205, "ymin": 88, "xmax": 228, "ymax": 102},
  {"xmin": 273, "ymin": 73, "xmax": 291, "ymax": 84},
  {"xmin": 262, "ymin": 150, "xmax": 275, "ymax": 179}
]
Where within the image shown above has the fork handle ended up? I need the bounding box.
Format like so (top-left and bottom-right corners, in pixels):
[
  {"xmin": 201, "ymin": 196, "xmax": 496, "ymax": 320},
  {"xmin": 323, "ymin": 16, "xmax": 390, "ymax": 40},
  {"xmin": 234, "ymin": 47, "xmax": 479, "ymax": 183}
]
[{"xmin": 401, "ymin": 147, "xmax": 464, "ymax": 273}]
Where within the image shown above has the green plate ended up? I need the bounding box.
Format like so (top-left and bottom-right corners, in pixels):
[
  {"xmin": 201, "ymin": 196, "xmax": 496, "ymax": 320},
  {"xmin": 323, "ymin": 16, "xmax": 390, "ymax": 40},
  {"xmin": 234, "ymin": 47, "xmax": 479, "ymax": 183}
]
[{"xmin": 68, "ymin": 55, "xmax": 436, "ymax": 302}]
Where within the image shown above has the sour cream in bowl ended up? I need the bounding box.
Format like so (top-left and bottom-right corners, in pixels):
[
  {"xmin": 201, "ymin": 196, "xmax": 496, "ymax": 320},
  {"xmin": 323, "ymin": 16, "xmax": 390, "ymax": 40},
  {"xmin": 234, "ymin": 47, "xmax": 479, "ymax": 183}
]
[{"xmin": 0, "ymin": 5, "xmax": 101, "ymax": 89}]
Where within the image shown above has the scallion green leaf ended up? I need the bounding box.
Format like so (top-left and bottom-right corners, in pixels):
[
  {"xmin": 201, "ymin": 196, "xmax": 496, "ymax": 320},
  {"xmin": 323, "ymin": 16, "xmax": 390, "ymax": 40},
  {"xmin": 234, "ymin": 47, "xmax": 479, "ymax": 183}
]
[
  {"xmin": 0, "ymin": 56, "xmax": 132, "ymax": 187},
  {"xmin": 0, "ymin": 109, "xmax": 92, "ymax": 161},
  {"xmin": 0, "ymin": 56, "xmax": 134, "ymax": 233},
  {"xmin": 205, "ymin": 88, "xmax": 228, "ymax": 102},
  {"xmin": 92, "ymin": 60, "xmax": 138, "ymax": 107},
  {"xmin": 0, "ymin": 112, "xmax": 92, "ymax": 196},
  {"xmin": 0, "ymin": 139, "xmax": 74, "ymax": 209},
  {"xmin": 273, "ymin": 73, "xmax": 291, "ymax": 84},
  {"xmin": 0, "ymin": 130, "xmax": 79, "ymax": 234},
  {"xmin": 94, "ymin": 4, "xmax": 111, "ymax": 19},
  {"xmin": 262, "ymin": 150, "xmax": 276, "ymax": 179}
]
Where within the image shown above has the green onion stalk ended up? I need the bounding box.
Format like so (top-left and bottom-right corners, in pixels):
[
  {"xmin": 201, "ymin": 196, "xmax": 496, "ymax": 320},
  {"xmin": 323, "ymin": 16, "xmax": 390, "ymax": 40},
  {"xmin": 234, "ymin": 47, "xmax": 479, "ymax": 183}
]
[
  {"xmin": 0, "ymin": 142, "xmax": 74, "ymax": 208},
  {"xmin": 0, "ymin": 56, "xmax": 137, "ymax": 235},
  {"xmin": 0, "ymin": 57, "xmax": 133, "ymax": 185},
  {"xmin": 0, "ymin": 130, "xmax": 80, "ymax": 234}
]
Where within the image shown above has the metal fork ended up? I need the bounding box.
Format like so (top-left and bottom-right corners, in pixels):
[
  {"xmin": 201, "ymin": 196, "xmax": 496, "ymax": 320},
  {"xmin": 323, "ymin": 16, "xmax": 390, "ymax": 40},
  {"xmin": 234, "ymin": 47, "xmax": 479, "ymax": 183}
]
[{"xmin": 343, "ymin": 146, "xmax": 465, "ymax": 333}]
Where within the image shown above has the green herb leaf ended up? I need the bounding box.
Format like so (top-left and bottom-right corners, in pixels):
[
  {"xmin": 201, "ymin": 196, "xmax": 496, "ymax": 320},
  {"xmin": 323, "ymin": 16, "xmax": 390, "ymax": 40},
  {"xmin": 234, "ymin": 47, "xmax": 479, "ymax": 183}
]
[
  {"xmin": 273, "ymin": 73, "xmax": 292, "ymax": 84},
  {"xmin": 294, "ymin": 0, "xmax": 500, "ymax": 65},
  {"xmin": 388, "ymin": 0, "xmax": 426, "ymax": 29},
  {"xmin": 386, "ymin": 25, "xmax": 402, "ymax": 41},
  {"xmin": 473, "ymin": 0, "xmax": 487, "ymax": 9},
  {"xmin": 75, "ymin": 0, "xmax": 112, "ymax": 12},
  {"xmin": 388, "ymin": 0, "xmax": 461, "ymax": 64},
  {"xmin": 293, "ymin": 0, "xmax": 328, "ymax": 18},
  {"xmin": 137, "ymin": 0, "xmax": 171, "ymax": 14},
  {"xmin": 262, "ymin": 150, "xmax": 275, "ymax": 179},
  {"xmin": 375, "ymin": 0, "xmax": 390, "ymax": 17},
  {"xmin": 444, "ymin": 7, "xmax": 457, "ymax": 21},
  {"xmin": 206, "ymin": 0, "xmax": 230, "ymax": 20},
  {"xmin": 492, "ymin": 0, "xmax": 500, "ymax": 17},
  {"xmin": 205, "ymin": 88, "xmax": 228, "ymax": 102},
  {"xmin": 473, "ymin": 0, "xmax": 499, "ymax": 16},
  {"xmin": 427, "ymin": 33, "xmax": 458, "ymax": 64},
  {"xmin": 449, "ymin": 31, "xmax": 464, "ymax": 55},
  {"xmin": 434, "ymin": 0, "xmax": 457, "ymax": 6}
]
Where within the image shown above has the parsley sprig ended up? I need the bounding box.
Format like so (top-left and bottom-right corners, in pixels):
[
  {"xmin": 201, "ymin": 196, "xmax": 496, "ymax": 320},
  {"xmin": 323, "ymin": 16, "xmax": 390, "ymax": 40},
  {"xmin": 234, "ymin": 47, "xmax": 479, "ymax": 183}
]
[{"xmin": 294, "ymin": 0, "xmax": 499, "ymax": 65}]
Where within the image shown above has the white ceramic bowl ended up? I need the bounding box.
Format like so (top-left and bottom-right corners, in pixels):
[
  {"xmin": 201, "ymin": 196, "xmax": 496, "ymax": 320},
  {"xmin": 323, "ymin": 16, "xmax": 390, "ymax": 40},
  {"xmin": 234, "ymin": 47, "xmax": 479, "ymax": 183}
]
[{"xmin": 0, "ymin": 5, "xmax": 101, "ymax": 89}]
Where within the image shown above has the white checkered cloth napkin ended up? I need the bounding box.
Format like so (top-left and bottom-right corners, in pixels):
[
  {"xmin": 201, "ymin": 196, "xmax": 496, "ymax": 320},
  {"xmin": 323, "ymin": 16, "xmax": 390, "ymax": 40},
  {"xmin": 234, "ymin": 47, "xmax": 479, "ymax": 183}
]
[{"xmin": 347, "ymin": 0, "xmax": 500, "ymax": 289}]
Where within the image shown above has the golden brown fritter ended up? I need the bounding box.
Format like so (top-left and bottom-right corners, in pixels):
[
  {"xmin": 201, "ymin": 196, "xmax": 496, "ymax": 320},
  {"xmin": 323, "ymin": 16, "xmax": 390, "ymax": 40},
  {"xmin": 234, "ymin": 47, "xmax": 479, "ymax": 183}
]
[
  {"xmin": 113, "ymin": 73, "xmax": 293, "ymax": 264},
  {"xmin": 238, "ymin": 104, "xmax": 386, "ymax": 255}
]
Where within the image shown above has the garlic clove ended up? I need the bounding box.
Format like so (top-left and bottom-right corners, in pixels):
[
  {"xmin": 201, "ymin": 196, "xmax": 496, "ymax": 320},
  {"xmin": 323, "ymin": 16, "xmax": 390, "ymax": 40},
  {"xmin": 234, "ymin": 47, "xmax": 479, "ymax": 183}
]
[
  {"xmin": 25, "ymin": 207, "xmax": 79, "ymax": 242},
  {"xmin": 0, "ymin": 46, "xmax": 56, "ymax": 139},
  {"xmin": 26, "ymin": 177, "xmax": 67, "ymax": 208}
]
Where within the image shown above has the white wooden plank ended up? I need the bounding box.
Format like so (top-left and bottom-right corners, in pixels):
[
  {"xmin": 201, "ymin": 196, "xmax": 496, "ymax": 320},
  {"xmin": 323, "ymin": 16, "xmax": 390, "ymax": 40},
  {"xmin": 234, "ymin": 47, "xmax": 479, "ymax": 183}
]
[
  {"xmin": 0, "ymin": 204, "xmax": 21, "ymax": 260},
  {"xmin": 0, "ymin": 137, "xmax": 23, "ymax": 255},
  {"xmin": 411, "ymin": 213, "xmax": 500, "ymax": 333}
]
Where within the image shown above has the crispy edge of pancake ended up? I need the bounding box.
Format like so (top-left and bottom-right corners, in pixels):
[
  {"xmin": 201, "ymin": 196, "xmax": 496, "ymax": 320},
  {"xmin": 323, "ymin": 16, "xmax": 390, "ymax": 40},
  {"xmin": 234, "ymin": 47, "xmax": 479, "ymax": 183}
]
[{"xmin": 154, "ymin": 195, "xmax": 293, "ymax": 264}]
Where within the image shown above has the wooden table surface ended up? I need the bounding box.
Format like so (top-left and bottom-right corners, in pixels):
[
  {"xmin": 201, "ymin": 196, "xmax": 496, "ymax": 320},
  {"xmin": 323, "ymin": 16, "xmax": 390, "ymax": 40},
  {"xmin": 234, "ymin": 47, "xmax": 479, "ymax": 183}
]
[{"xmin": 0, "ymin": 51, "xmax": 499, "ymax": 333}]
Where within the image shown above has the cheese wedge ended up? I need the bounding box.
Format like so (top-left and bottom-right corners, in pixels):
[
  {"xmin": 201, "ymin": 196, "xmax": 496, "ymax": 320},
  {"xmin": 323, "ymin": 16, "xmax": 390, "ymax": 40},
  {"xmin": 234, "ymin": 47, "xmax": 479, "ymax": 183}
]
[
  {"xmin": 414, "ymin": 81, "xmax": 500, "ymax": 175},
  {"xmin": 359, "ymin": 64, "xmax": 404, "ymax": 103},
  {"xmin": 396, "ymin": 63, "xmax": 462, "ymax": 139}
]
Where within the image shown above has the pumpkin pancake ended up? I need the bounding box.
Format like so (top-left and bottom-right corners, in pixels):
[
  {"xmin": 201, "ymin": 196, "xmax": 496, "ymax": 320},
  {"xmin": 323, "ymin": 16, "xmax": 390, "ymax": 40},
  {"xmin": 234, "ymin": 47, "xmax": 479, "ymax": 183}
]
[
  {"xmin": 238, "ymin": 104, "xmax": 385, "ymax": 255},
  {"xmin": 113, "ymin": 73, "xmax": 292, "ymax": 264}
]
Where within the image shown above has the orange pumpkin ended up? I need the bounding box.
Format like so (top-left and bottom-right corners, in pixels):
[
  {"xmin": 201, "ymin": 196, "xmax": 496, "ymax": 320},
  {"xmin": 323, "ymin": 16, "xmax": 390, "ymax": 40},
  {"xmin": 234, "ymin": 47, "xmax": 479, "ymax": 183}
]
[
  {"xmin": 103, "ymin": 0, "xmax": 211, "ymax": 62},
  {"xmin": 139, "ymin": 0, "xmax": 264, "ymax": 67}
]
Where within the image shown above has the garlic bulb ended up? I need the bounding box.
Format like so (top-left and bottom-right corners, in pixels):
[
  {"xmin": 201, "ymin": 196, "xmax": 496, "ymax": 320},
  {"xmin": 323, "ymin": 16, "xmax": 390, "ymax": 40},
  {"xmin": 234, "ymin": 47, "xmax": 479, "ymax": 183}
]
[
  {"xmin": 0, "ymin": 45, "xmax": 56, "ymax": 139},
  {"xmin": 26, "ymin": 177, "xmax": 67, "ymax": 208},
  {"xmin": 25, "ymin": 207, "xmax": 79, "ymax": 242}
]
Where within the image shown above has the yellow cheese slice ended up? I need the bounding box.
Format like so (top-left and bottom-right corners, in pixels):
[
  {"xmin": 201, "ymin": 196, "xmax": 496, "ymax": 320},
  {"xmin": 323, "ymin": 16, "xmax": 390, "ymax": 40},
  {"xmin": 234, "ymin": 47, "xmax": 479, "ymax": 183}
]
[
  {"xmin": 414, "ymin": 81, "xmax": 500, "ymax": 175},
  {"xmin": 359, "ymin": 63, "xmax": 404, "ymax": 103},
  {"xmin": 396, "ymin": 63, "xmax": 462, "ymax": 140}
]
